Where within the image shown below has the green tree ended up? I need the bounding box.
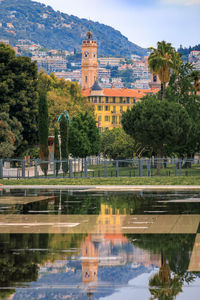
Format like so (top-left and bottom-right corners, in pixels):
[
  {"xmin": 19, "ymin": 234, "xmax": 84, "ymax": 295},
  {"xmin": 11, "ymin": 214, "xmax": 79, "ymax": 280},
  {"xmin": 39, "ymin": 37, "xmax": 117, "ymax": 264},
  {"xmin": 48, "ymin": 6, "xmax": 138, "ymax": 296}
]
[
  {"xmin": 54, "ymin": 127, "xmax": 60, "ymax": 176},
  {"xmin": 38, "ymin": 92, "xmax": 49, "ymax": 176},
  {"xmin": 122, "ymin": 97, "xmax": 192, "ymax": 168},
  {"xmin": 0, "ymin": 43, "xmax": 39, "ymax": 156},
  {"xmin": 148, "ymin": 41, "xmax": 182, "ymax": 100},
  {"xmin": 0, "ymin": 112, "xmax": 23, "ymax": 158},
  {"xmin": 190, "ymin": 70, "xmax": 200, "ymax": 95},
  {"xmin": 60, "ymin": 114, "xmax": 69, "ymax": 174},
  {"xmin": 101, "ymin": 128, "xmax": 135, "ymax": 159},
  {"xmin": 69, "ymin": 112, "xmax": 100, "ymax": 158},
  {"xmin": 167, "ymin": 64, "xmax": 200, "ymax": 158}
]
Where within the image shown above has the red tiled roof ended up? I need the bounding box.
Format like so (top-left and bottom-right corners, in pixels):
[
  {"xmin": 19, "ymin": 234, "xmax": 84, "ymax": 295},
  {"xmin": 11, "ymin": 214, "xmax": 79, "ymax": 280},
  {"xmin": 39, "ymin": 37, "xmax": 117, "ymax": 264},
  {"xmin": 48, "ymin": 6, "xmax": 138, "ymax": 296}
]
[{"xmin": 82, "ymin": 88, "xmax": 159, "ymax": 98}]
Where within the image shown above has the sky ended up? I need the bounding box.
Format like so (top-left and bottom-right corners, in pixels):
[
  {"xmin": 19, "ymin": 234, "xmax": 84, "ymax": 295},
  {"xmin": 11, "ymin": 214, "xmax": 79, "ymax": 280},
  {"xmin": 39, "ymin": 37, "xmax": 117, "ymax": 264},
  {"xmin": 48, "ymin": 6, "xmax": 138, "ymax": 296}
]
[{"xmin": 34, "ymin": 0, "xmax": 200, "ymax": 49}]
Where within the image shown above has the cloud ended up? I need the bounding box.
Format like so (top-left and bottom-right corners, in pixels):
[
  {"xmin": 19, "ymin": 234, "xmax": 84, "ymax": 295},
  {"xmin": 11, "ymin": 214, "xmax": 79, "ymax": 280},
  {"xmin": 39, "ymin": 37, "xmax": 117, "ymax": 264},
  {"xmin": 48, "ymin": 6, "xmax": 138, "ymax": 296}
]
[{"xmin": 161, "ymin": 0, "xmax": 200, "ymax": 5}]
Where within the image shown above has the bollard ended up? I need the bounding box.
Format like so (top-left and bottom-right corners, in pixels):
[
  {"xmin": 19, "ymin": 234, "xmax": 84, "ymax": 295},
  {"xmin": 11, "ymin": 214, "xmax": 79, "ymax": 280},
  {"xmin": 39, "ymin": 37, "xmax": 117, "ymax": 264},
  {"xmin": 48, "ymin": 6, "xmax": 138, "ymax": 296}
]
[
  {"xmin": 116, "ymin": 161, "xmax": 119, "ymax": 177},
  {"xmin": 147, "ymin": 159, "xmax": 151, "ymax": 177},
  {"xmin": 179, "ymin": 159, "xmax": 182, "ymax": 176},
  {"xmin": 22, "ymin": 160, "xmax": 25, "ymax": 178},
  {"xmin": 84, "ymin": 159, "xmax": 88, "ymax": 178},
  {"xmin": 175, "ymin": 163, "xmax": 177, "ymax": 176},
  {"xmin": 0, "ymin": 159, "xmax": 3, "ymax": 179},
  {"xmin": 69, "ymin": 160, "xmax": 73, "ymax": 178},
  {"xmin": 139, "ymin": 160, "xmax": 143, "ymax": 177},
  {"xmin": 104, "ymin": 161, "xmax": 108, "ymax": 178}
]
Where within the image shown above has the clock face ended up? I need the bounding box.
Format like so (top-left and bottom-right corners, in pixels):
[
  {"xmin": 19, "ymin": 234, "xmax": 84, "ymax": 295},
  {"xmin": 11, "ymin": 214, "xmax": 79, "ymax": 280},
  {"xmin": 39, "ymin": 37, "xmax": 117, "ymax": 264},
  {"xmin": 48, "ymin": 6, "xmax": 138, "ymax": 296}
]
[{"xmin": 84, "ymin": 51, "xmax": 89, "ymax": 59}]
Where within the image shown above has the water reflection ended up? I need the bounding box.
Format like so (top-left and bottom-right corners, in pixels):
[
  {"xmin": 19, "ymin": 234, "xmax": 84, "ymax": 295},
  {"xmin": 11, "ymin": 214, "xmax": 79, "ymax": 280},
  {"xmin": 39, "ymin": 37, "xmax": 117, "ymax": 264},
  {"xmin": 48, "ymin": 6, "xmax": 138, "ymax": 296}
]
[
  {"xmin": 0, "ymin": 232, "xmax": 199, "ymax": 299},
  {"xmin": 1, "ymin": 190, "xmax": 200, "ymax": 215},
  {"xmin": 0, "ymin": 190, "xmax": 200, "ymax": 299}
]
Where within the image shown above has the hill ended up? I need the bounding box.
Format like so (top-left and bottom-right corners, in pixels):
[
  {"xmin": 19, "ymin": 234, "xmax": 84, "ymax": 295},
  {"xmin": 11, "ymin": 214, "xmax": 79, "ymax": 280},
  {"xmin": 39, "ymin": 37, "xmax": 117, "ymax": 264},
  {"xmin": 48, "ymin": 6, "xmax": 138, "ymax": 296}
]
[{"xmin": 0, "ymin": 0, "xmax": 147, "ymax": 57}]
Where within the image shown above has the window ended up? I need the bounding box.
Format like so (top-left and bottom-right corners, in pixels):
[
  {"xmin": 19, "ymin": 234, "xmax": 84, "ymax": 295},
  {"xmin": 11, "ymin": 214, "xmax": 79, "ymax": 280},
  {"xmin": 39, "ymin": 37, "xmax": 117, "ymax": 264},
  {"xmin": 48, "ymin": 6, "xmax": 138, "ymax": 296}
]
[
  {"xmin": 112, "ymin": 116, "xmax": 116, "ymax": 124},
  {"xmin": 99, "ymin": 97, "xmax": 101, "ymax": 103},
  {"xmin": 120, "ymin": 97, "xmax": 123, "ymax": 103},
  {"xmin": 120, "ymin": 106, "xmax": 123, "ymax": 113},
  {"xmin": 105, "ymin": 106, "xmax": 110, "ymax": 111},
  {"xmin": 105, "ymin": 116, "xmax": 110, "ymax": 122},
  {"xmin": 94, "ymin": 97, "xmax": 97, "ymax": 103},
  {"xmin": 127, "ymin": 97, "xmax": 130, "ymax": 103},
  {"xmin": 113, "ymin": 106, "xmax": 116, "ymax": 113},
  {"xmin": 85, "ymin": 76, "xmax": 88, "ymax": 83},
  {"xmin": 133, "ymin": 98, "xmax": 136, "ymax": 104},
  {"xmin": 106, "ymin": 97, "xmax": 109, "ymax": 103},
  {"xmin": 98, "ymin": 116, "xmax": 102, "ymax": 121},
  {"xmin": 153, "ymin": 75, "xmax": 157, "ymax": 82},
  {"xmin": 98, "ymin": 106, "xmax": 102, "ymax": 111},
  {"xmin": 113, "ymin": 97, "xmax": 116, "ymax": 103}
]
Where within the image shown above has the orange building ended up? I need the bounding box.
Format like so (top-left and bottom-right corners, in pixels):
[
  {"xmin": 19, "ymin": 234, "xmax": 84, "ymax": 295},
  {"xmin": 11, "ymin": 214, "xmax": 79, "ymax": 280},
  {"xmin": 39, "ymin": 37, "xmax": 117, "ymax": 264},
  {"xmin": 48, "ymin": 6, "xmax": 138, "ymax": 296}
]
[{"xmin": 81, "ymin": 25, "xmax": 98, "ymax": 90}]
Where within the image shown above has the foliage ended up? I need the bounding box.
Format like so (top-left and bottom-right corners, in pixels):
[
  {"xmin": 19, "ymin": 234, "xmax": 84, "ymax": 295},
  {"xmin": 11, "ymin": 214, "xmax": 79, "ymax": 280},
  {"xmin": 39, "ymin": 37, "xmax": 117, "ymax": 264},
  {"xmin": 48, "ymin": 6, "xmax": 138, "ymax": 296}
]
[
  {"xmin": 60, "ymin": 114, "xmax": 69, "ymax": 174},
  {"xmin": 0, "ymin": 43, "xmax": 39, "ymax": 156},
  {"xmin": 69, "ymin": 112, "xmax": 100, "ymax": 158},
  {"xmin": 148, "ymin": 41, "xmax": 182, "ymax": 99},
  {"xmin": 0, "ymin": 0, "xmax": 147, "ymax": 57},
  {"xmin": 38, "ymin": 92, "xmax": 49, "ymax": 176},
  {"xmin": 190, "ymin": 70, "xmax": 200, "ymax": 95},
  {"xmin": 122, "ymin": 96, "xmax": 192, "ymax": 158},
  {"xmin": 38, "ymin": 72, "xmax": 93, "ymax": 132},
  {"xmin": 54, "ymin": 127, "xmax": 60, "ymax": 175},
  {"xmin": 100, "ymin": 128, "xmax": 135, "ymax": 159},
  {"xmin": 0, "ymin": 112, "xmax": 23, "ymax": 158},
  {"xmin": 167, "ymin": 64, "xmax": 200, "ymax": 157}
]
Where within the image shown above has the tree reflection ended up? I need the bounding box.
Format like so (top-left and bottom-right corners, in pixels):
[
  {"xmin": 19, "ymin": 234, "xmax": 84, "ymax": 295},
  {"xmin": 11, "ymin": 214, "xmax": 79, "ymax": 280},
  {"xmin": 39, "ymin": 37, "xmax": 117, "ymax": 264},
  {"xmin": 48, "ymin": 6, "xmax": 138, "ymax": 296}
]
[
  {"xmin": 0, "ymin": 233, "xmax": 86, "ymax": 299},
  {"xmin": 126, "ymin": 234, "xmax": 196, "ymax": 299}
]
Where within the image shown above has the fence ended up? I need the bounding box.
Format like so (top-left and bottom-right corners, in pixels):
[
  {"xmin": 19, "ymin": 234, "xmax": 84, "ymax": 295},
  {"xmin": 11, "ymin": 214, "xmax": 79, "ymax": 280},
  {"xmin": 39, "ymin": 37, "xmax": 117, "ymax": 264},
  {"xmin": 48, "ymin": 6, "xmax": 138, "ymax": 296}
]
[{"xmin": 0, "ymin": 157, "xmax": 200, "ymax": 179}]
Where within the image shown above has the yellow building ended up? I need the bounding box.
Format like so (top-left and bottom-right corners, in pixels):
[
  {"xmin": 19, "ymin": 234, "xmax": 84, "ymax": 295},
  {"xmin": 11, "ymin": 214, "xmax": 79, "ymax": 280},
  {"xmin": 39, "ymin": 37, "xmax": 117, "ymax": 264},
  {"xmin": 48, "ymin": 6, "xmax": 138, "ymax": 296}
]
[
  {"xmin": 81, "ymin": 27, "xmax": 159, "ymax": 131},
  {"xmin": 82, "ymin": 84, "xmax": 159, "ymax": 132}
]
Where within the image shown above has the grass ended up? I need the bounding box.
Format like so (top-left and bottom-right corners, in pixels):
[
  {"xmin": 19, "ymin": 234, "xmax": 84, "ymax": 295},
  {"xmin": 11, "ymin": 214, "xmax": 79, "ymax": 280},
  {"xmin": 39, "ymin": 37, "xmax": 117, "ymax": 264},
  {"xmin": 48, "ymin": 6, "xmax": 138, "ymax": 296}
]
[{"xmin": 0, "ymin": 176, "xmax": 200, "ymax": 186}]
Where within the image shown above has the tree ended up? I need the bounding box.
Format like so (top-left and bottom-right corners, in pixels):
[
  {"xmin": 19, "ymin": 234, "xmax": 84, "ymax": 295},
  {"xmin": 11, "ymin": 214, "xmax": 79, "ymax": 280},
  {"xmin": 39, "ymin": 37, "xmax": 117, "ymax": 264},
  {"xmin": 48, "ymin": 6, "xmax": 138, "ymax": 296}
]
[
  {"xmin": 190, "ymin": 70, "xmax": 200, "ymax": 95},
  {"xmin": 60, "ymin": 114, "xmax": 69, "ymax": 174},
  {"xmin": 69, "ymin": 112, "xmax": 100, "ymax": 158},
  {"xmin": 38, "ymin": 92, "xmax": 49, "ymax": 176},
  {"xmin": 0, "ymin": 112, "xmax": 23, "ymax": 158},
  {"xmin": 38, "ymin": 72, "xmax": 93, "ymax": 132},
  {"xmin": 148, "ymin": 41, "xmax": 182, "ymax": 100},
  {"xmin": 167, "ymin": 64, "xmax": 200, "ymax": 158},
  {"xmin": 0, "ymin": 43, "xmax": 39, "ymax": 156},
  {"xmin": 121, "ymin": 97, "xmax": 192, "ymax": 168},
  {"xmin": 54, "ymin": 127, "xmax": 60, "ymax": 176},
  {"xmin": 100, "ymin": 128, "xmax": 135, "ymax": 159}
]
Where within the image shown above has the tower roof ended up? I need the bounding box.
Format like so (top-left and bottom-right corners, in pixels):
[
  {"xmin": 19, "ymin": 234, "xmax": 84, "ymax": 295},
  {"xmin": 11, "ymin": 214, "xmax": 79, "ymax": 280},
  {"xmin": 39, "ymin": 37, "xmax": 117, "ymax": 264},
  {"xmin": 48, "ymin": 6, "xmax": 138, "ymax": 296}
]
[
  {"xmin": 91, "ymin": 80, "xmax": 102, "ymax": 91},
  {"xmin": 86, "ymin": 23, "xmax": 93, "ymax": 41}
]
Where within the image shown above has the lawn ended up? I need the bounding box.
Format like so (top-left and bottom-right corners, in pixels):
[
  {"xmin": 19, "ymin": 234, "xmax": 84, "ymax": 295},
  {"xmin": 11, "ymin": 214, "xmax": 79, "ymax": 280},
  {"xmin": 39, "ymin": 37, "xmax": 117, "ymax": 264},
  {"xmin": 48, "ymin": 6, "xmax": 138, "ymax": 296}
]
[{"xmin": 0, "ymin": 176, "xmax": 200, "ymax": 186}]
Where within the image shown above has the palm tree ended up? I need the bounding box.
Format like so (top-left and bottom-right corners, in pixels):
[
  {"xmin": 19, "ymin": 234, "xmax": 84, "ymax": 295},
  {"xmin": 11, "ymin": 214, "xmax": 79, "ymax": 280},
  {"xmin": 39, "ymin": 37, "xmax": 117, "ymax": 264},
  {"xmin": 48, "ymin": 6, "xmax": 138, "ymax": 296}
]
[
  {"xmin": 148, "ymin": 41, "xmax": 182, "ymax": 100},
  {"xmin": 190, "ymin": 70, "xmax": 200, "ymax": 95},
  {"xmin": 149, "ymin": 252, "xmax": 183, "ymax": 300}
]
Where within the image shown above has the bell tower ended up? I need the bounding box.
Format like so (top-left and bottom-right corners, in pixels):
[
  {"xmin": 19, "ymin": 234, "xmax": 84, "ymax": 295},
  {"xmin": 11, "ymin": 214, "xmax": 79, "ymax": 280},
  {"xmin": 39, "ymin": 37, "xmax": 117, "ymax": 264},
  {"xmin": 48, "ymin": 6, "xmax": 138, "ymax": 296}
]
[{"xmin": 81, "ymin": 25, "xmax": 98, "ymax": 89}]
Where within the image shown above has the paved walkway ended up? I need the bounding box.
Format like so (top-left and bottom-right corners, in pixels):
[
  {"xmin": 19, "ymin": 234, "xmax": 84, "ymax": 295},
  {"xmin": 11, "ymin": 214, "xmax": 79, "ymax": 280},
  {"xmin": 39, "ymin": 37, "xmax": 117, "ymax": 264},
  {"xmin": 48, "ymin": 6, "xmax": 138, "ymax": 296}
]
[{"xmin": 1, "ymin": 185, "xmax": 200, "ymax": 191}]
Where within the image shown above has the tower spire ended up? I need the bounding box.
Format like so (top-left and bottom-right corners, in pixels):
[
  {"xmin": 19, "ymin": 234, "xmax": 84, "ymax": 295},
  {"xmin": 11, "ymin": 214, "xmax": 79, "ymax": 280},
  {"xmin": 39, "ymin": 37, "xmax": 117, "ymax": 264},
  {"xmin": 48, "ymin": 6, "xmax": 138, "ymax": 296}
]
[{"xmin": 87, "ymin": 23, "xmax": 93, "ymax": 41}]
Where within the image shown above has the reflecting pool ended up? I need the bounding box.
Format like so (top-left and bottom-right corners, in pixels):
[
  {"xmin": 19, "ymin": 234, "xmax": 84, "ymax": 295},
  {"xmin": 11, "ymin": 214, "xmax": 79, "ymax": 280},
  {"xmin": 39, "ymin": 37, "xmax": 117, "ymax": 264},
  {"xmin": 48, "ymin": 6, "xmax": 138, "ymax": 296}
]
[{"xmin": 0, "ymin": 189, "xmax": 200, "ymax": 299}]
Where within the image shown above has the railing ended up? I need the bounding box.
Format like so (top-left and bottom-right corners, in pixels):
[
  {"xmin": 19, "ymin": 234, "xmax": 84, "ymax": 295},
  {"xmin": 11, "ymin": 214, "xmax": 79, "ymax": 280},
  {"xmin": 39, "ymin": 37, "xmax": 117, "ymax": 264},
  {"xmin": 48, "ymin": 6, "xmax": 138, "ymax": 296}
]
[{"xmin": 0, "ymin": 157, "xmax": 200, "ymax": 179}]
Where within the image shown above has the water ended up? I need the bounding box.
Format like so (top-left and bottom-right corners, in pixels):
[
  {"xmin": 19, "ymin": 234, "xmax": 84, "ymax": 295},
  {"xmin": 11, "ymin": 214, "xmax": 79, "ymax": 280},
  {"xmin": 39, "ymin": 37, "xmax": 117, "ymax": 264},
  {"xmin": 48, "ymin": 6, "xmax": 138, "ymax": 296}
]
[{"xmin": 0, "ymin": 189, "xmax": 200, "ymax": 299}]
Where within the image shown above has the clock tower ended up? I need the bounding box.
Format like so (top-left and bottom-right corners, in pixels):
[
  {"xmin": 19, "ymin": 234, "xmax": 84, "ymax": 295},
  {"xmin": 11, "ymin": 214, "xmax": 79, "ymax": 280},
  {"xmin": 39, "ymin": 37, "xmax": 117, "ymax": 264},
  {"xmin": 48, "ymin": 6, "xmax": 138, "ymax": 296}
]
[{"xmin": 81, "ymin": 25, "xmax": 98, "ymax": 89}]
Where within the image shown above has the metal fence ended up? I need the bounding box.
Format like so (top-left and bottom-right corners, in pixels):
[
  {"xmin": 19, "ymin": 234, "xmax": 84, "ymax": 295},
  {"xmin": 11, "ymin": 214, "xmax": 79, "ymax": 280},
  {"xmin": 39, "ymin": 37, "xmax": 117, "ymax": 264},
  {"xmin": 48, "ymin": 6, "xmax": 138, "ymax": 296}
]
[{"xmin": 0, "ymin": 157, "xmax": 200, "ymax": 179}]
